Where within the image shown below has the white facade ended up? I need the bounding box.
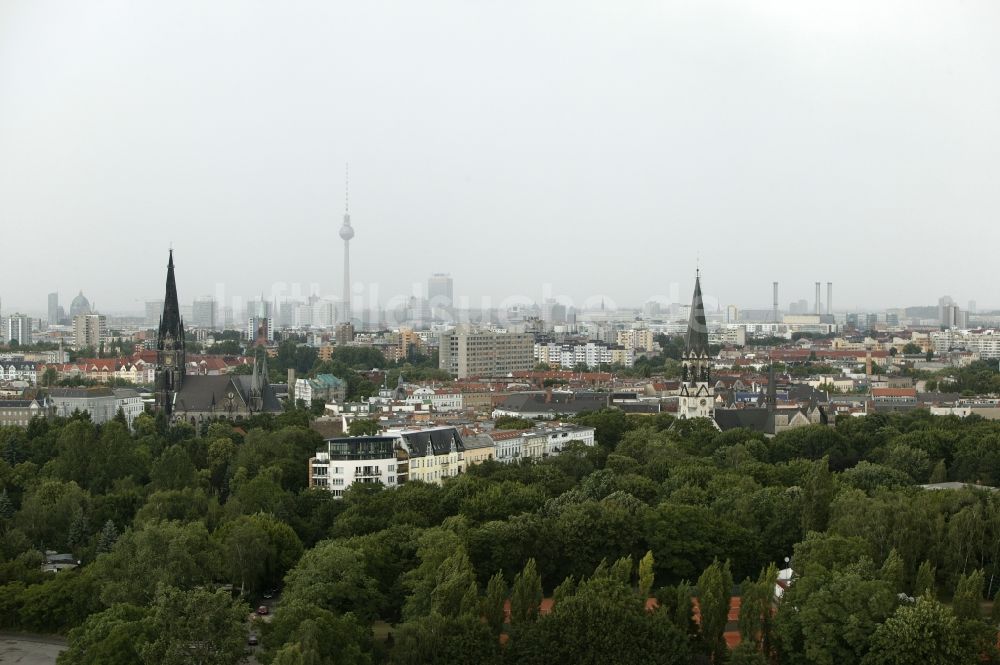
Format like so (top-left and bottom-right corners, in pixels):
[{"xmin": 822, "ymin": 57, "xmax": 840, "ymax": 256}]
[
  {"xmin": 407, "ymin": 387, "xmax": 464, "ymax": 412},
  {"xmin": 310, "ymin": 437, "xmax": 398, "ymax": 498},
  {"xmin": 5, "ymin": 314, "xmax": 32, "ymax": 346},
  {"xmin": 533, "ymin": 342, "xmax": 634, "ymax": 369},
  {"xmin": 932, "ymin": 330, "xmax": 1000, "ymax": 359}
]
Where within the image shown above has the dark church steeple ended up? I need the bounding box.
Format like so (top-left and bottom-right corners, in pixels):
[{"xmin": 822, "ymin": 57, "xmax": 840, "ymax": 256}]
[
  {"xmin": 684, "ymin": 270, "xmax": 710, "ymax": 359},
  {"xmin": 679, "ymin": 269, "xmax": 715, "ymax": 420},
  {"xmin": 155, "ymin": 250, "xmax": 186, "ymax": 416}
]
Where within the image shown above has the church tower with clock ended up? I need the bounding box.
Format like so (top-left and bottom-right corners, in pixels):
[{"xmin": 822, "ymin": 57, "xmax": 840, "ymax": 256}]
[
  {"xmin": 678, "ymin": 270, "xmax": 715, "ymax": 420},
  {"xmin": 155, "ymin": 250, "xmax": 185, "ymax": 416}
]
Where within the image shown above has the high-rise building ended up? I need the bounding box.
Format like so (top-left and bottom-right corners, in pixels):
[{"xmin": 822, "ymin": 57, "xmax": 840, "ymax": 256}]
[
  {"xmin": 439, "ymin": 329, "xmax": 534, "ymax": 379},
  {"xmin": 47, "ymin": 293, "xmax": 59, "ymax": 325},
  {"xmin": 192, "ymin": 297, "xmax": 217, "ymax": 330},
  {"xmin": 73, "ymin": 314, "xmax": 107, "ymax": 350},
  {"xmin": 6, "ymin": 314, "xmax": 32, "ymax": 346},
  {"xmin": 428, "ymin": 273, "xmax": 453, "ymax": 319},
  {"xmin": 339, "ymin": 166, "xmax": 355, "ymax": 324}
]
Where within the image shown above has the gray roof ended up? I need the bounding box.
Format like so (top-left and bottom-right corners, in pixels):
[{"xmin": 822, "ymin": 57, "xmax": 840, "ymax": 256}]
[
  {"xmin": 174, "ymin": 375, "xmax": 282, "ymax": 414},
  {"xmin": 463, "ymin": 433, "xmax": 495, "ymax": 450},
  {"xmin": 399, "ymin": 427, "xmax": 466, "ymax": 456},
  {"xmin": 498, "ymin": 392, "xmax": 609, "ymax": 414},
  {"xmin": 49, "ymin": 387, "xmax": 115, "ymax": 398}
]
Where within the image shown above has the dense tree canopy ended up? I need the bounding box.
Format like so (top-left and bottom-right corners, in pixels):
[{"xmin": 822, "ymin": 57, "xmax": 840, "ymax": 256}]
[{"xmin": 2, "ymin": 409, "xmax": 1000, "ymax": 663}]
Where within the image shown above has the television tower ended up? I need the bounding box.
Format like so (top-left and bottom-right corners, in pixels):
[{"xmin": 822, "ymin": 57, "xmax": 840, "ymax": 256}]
[{"xmin": 339, "ymin": 165, "xmax": 355, "ymax": 324}]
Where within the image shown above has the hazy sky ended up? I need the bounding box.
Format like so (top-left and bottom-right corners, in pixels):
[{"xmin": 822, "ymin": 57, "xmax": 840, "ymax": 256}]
[{"xmin": 2, "ymin": 0, "xmax": 998, "ymax": 315}]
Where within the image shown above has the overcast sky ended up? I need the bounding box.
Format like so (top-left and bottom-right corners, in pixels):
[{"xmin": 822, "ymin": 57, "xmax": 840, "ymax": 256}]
[{"xmin": 1, "ymin": 0, "xmax": 998, "ymax": 315}]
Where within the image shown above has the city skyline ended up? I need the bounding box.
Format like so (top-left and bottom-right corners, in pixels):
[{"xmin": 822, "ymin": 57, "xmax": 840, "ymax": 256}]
[{"xmin": 2, "ymin": 1, "xmax": 999, "ymax": 312}]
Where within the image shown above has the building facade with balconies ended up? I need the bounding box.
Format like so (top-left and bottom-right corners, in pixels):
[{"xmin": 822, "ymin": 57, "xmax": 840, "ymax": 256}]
[{"xmin": 309, "ymin": 435, "xmax": 399, "ymax": 498}]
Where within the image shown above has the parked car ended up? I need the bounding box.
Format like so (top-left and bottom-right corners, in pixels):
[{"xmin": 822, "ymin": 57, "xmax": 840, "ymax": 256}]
[
  {"xmin": 248, "ymin": 634, "xmax": 259, "ymax": 646},
  {"xmin": 257, "ymin": 605, "xmax": 269, "ymax": 616}
]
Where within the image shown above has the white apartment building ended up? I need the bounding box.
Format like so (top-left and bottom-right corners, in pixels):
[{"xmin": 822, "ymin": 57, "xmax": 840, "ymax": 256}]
[
  {"xmin": 533, "ymin": 341, "xmax": 634, "ymax": 369},
  {"xmin": 932, "ymin": 330, "xmax": 1000, "ymax": 359},
  {"xmin": 309, "ymin": 436, "xmax": 399, "ymax": 498}
]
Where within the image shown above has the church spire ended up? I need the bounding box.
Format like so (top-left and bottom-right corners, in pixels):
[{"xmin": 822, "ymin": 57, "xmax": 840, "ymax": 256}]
[
  {"xmin": 155, "ymin": 250, "xmax": 186, "ymax": 417},
  {"xmin": 684, "ymin": 270, "xmax": 709, "ymax": 357},
  {"xmin": 159, "ymin": 250, "xmax": 182, "ymax": 340}
]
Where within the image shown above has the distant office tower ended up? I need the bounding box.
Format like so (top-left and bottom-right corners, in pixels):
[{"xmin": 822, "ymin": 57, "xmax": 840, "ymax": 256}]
[
  {"xmin": 246, "ymin": 297, "xmax": 271, "ymax": 320},
  {"xmin": 6, "ymin": 314, "xmax": 32, "ymax": 346},
  {"xmin": 726, "ymin": 305, "xmax": 739, "ymax": 324},
  {"xmin": 428, "ymin": 273, "xmax": 453, "ymax": 310},
  {"xmin": 69, "ymin": 291, "xmax": 92, "ymax": 319},
  {"xmin": 439, "ymin": 329, "xmax": 534, "ymax": 379},
  {"xmin": 826, "ymin": 282, "xmax": 833, "ymax": 315},
  {"xmin": 192, "ymin": 297, "xmax": 217, "ymax": 330},
  {"xmin": 938, "ymin": 296, "xmax": 954, "ymax": 326},
  {"xmin": 47, "ymin": 293, "xmax": 59, "ymax": 325},
  {"xmin": 146, "ymin": 300, "xmax": 164, "ymax": 328},
  {"xmin": 968, "ymin": 300, "xmax": 977, "ymax": 314},
  {"xmin": 278, "ymin": 301, "xmax": 296, "ymax": 328},
  {"xmin": 543, "ymin": 299, "xmax": 567, "ymax": 326},
  {"xmin": 941, "ymin": 304, "xmax": 967, "ymax": 329},
  {"xmin": 339, "ymin": 166, "xmax": 355, "ymax": 324},
  {"xmin": 74, "ymin": 314, "xmax": 107, "ymax": 349}
]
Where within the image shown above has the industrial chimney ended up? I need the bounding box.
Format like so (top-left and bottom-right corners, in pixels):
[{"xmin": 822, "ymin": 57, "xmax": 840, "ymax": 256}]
[
  {"xmin": 772, "ymin": 282, "xmax": 779, "ymax": 323},
  {"xmin": 826, "ymin": 282, "xmax": 833, "ymax": 316},
  {"xmin": 815, "ymin": 282, "xmax": 821, "ymax": 315}
]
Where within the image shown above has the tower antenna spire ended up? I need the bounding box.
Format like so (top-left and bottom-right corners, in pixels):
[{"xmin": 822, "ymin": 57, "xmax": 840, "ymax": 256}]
[{"xmin": 345, "ymin": 163, "xmax": 349, "ymax": 214}]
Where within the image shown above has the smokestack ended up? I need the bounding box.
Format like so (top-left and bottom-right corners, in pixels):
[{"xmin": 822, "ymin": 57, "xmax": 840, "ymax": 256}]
[
  {"xmin": 815, "ymin": 282, "xmax": 821, "ymax": 315},
  {"xmin": 826, "ymin": 282, "xmax": 833, "ymax": 316},
  {"xmin": 772, "ymin": 282, "xmax": 779, "ymax": 323}
]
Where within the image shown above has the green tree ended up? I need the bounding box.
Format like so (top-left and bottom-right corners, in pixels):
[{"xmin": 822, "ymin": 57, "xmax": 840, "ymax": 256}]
[
  {"xmin": 282, "ymin": 541, "xmax": 382, "ymax": 621},
  {"xmin": 510, "ymin": 558, "xmax": 543, "ymax": 625},
  {"xmin": 58, "ymin": 604, "xmax": 153, "ymax": 665},
  {"xmin": 140, "ymin": 586, "xmax": 248, "ymax": 665},
  {"xmin": 504, "ymin": 574, "xmax": 690, "ymax": 665},
  {"xmin": 638, "ymin": 550, "xmax": 655, "ymax": 599},
  {"xmin": 482, "ymin": 571, "xmax": 507, "ymax": 636},
  {"xmin": 914, "ymin": 560, "xmax": 936, "ymax": 597},
  {"xmin": 91, "ymin": 521, "xmax": 221, "ymax": 606},
  {"xmin": 389, "ymin": 612, "xmax": 499, "ymax": 665},
  {"xmin": 862, "ymin": 596, "xmax": 976, "ymax": 665},
  {"xmin": 150, "ymin": 445, "xmax": 198, "ymax": 491},
  {"xmin": 697, "ymin": 559, "xmax": 733, "ymax": 663},
  {"xmin": 952, "ymin": 569, "xmax": 984, "ymax": 621},
  {"xmin": 801, "ymin": 457, "xmax": 836, "ymax": 533},
  {"xmin": 348, "ymin": 419, "xmax": 379, "ymax": 436},
  {"xmin": 218, "ymin": 516, "xmax": 269, "ymax": 596},
  {"xmin": 879, "ymin": 549, "xmax": 905, "ymax": 594},
  {"xmin": 928, "ymin": 460, "xmax": 948, "ymax": 483},
  {"xmin": 95, "ymin": 519, "xmax": 119, "ymax": 554},
  {"xmin": 262, "ymin": 601, "xmax": 371, "ymax": 665},
  {"xmin": 429, "ymin": 549, "xmax": 479, "ymax": 618}
]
